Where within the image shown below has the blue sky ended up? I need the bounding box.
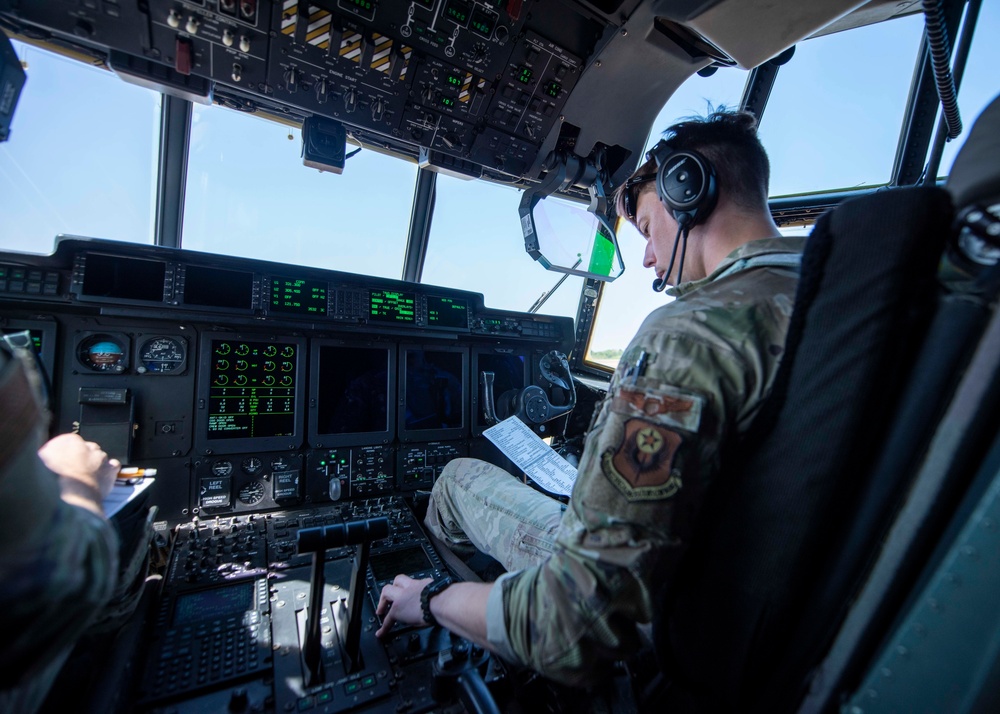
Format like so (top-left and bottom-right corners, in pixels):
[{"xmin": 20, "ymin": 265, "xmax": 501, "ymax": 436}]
[{"xmin": 2, "ymin": 4, "xmax": 998, "ymax": 354}]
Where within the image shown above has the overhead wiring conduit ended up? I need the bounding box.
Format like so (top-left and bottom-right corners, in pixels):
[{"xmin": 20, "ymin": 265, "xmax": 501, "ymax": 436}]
[{"xmin": 923, "ymin": 0, "xmax": 963, "ymax": 140}]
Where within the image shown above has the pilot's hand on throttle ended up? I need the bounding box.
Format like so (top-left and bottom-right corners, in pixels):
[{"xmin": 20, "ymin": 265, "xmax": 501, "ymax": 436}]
[{"xmin": 375, "ymin": 574, "xmax": 432, "ymax": 638}]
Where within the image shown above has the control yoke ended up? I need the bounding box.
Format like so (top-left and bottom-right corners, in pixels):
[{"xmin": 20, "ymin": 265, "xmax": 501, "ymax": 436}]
[{"xmin": 482, "ymin": 350, "xmax": 576, "ymax": 430}]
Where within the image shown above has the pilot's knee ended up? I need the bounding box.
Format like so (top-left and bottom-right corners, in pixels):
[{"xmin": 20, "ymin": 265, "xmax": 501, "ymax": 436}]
[{"xmin": 435, "ymin": 457, "xmax": 477, "ymax": 492}]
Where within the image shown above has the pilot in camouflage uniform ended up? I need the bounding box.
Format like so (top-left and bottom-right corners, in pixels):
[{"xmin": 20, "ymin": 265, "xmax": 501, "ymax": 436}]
[
  {"xmin": 427, "ymin": 235, "xmax": 804, "ymax": 683},
  {"xmin": 0, "ymin": 345, "xmax": 119, "ymax": 714}
]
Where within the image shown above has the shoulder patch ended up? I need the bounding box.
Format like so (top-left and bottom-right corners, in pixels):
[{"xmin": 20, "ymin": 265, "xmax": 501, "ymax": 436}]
[{"xmin": 601, "ymin": 418, "xmax": 683, "ymax": 501}]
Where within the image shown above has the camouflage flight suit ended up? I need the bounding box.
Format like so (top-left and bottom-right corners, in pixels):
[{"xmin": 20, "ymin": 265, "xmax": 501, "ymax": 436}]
[
  {"xmin": 426, "ymin": 236, "xmax": 804, "ymax": 685},
  {"xmin": 0, "ymin": 347, "xmax": 119, "ymax": 714}
]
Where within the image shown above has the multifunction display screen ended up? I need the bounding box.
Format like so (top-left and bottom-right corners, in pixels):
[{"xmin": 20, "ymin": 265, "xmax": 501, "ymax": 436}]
[
  {"xmin": 370, "ymin": 290, "xmax": 415, "ymax": 323},
  {"xmin": 269, "ymin": 276, "xmax": 328, "ymax": 316},
  {"xmin": 404, "ymin": 349, "xmax": 463, "ymax": 430},
  {"xmin": 427, "ymin": 296, "xmax": 468, "ymax": 328},
  {"xmin": 207, "ymin": 339, "xmax": 297, "ymax": 440},
  {"xmin": 81, "ymin": 253, "xmax": 165, "ymax": 302},
  {"xmin": 315, "ymin": 345, "xmax": 390, "ymax": 435},
  {"xmin": 172, "ymin": 582, "xmax": 255, "ymax": 627},
  {"xmin": 184, "ymin": 265, "xmax": 254, "ymax": 310}
]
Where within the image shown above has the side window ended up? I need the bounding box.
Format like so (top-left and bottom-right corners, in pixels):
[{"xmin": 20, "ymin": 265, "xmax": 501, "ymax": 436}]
[
  {"xmin": 584, "ymin": 66, "xmax": 747, "ymax": 370},
  {"xmin": 0, "ymin": 41, "xmax": 161, "ymax": 254},
  {"xmin": 422, "ymin": 173, "xmax": 584, "ymax": 318}
]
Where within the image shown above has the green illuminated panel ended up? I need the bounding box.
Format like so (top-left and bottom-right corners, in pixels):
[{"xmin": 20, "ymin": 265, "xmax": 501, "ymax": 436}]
[
  {"xmin": 470, "ymin": 8, "xmax": 496, "ymax": 38},
  {"xmin": 443, "ymin": 0, "xmax": 471, "ymax": 25}
]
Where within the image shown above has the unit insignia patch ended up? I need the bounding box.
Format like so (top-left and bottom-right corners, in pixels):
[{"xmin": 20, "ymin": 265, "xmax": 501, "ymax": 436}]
[{"xmin": 601, "ymin": 418, "xmax": 683, "ymax": 501}]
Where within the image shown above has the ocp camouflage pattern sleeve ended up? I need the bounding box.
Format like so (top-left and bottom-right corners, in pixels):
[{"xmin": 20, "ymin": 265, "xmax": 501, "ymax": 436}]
[
  {"xmin": 499, "ymin": 238, "xmax": 802, "ymax": 684},
  {"xmin": 0, "ymin": 348, "xmax": 119, "ymax": 708}
]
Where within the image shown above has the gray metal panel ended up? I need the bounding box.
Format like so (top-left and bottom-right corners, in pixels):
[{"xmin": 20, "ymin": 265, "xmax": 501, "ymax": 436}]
[{"xmin": 845, "ymin": 460, "xmax": 1000, "ymax": 713}]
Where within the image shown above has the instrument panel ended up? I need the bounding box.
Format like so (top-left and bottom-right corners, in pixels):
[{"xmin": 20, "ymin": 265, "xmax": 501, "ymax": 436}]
[{"xmin": 1, "ymin": 237, "xmax": 574, "ymax": 523}]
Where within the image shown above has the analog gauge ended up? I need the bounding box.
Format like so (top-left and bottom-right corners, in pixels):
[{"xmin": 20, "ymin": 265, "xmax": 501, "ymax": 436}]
[
  {"xmin": 137, "ymin": 336, "xmax": 186, "ymax": 374},
  {"xmin": 215, "ymin": 374, "xmax": 229, "ymax": 386},
  {"xmin": 263, "ymin": 375, "xmax": 275, "ymax": 386},
  {"xmin": 212, "ymin": 460, "xmax": 234, "ymax": 477},
  {"xmin": 281, "ymin": 345, "xmax": 295, "ymax": 358},
  {"xmin": 235, "ymin": 343, "xmax": 250, "ymax": 356},
  {"xmin": 242, "ymin": 457, "xmax": 262, "ymax": 474},
  {"xmin": 76, "ymin": 333, "xmax": 128, "ymax": 373},
  {"xmin": 234, "ymin": 374, "xmax": 248, "ymax": 386},
  {"xmin": 238, "ymin": 480, "xmax": 265, "ymax": 505},
  {"xmin": 215, "ymin": 342, "xmax": 231, "ymax": 355},
  {"xmin": 263, "ymin": 345, "xmax": 277, "ymax": 357}
]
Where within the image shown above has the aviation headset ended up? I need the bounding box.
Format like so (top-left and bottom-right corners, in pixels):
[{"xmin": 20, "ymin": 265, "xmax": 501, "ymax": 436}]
[{"xmin": 643, "ymin": 141, "xmax": 718, "ymax": 290}]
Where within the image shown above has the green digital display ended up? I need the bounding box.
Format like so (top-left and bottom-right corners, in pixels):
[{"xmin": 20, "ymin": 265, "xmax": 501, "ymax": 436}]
[
  {"xmin": 440, "ymin": 96, "xmax": 456, "ymax": 108},
  {"xmin": 516, "ymin": 67, "xmax": 533, "ymax": 84},
  {"xmin": 269, "ymin": 276, "xmax": 328, "ymax": 316},
  {"xmin": 370, "ymin": 290, "xmax": 415, "ymax": 323},
  {"xmin": 470, "ymin": 8, "xmax": 495, "ymax": 38},
  {"xmin": 427, "ymin": 296, "xmax": 469, "ymax": 328},
  {"xmin": 446, "ymin": 72, "xmax": 463, "ymax": 87},
  {"xmin": 546, "ymin": 81, "xmax": 561, "ymax": 98},
  {"xmin": 443, "ymin": 0, "xmax": 471, "ymax": 25}
]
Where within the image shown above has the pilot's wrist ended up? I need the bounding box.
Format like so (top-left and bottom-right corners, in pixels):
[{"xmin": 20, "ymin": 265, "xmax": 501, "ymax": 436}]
[{"xmin": 420, "ymin": 576, "xmax": 454, "ymax": 627}]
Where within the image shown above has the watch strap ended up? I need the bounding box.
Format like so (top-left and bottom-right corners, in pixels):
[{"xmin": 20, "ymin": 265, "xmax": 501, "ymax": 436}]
[{"xmin": 420, "ymin": 576, "xmax": 453, "ymax": 627}]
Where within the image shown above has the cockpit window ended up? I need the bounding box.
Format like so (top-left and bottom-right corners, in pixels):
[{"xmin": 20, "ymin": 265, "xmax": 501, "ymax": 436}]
[
  {"xmin": 0, "ymin": 41, "xmax": 160, "ymax": 254},
  {"xmin": 181, "ymin": 105, "xmax": 416, "ymax": 279},
  {"xmin": 584, "ymin": 6, "xmax": 995, "ymax": 372},
  {"xmin": 422, "ymin": 172, "xmax": 584, "ymax": 319},
  {"xmin": 584, "ymin": 65, "xmax": 747, "ymax": 370},
  {"xmin": 758, "ymin": 13, "xmax": 925, "ymax": 196}
]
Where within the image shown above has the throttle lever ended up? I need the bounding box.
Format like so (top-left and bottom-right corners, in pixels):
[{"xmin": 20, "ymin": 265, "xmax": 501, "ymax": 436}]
[{"xmin": 480, "ymin": 371, "xmax": 499, "ymax": 425}]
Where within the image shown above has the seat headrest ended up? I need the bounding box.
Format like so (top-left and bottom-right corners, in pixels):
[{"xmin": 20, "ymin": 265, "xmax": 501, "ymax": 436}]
[{"xmin": 947, "ymin": 93, "xmax": 1000, "ymax": 209}]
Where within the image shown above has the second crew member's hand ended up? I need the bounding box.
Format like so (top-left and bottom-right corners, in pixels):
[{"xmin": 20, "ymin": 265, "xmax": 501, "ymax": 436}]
[
  {"xmin": 375, "ymin": 574, "xmax": 432, "ymax": 638},
  {"xmin": 38, "ymin": 433, "xmax": 120, "ymax": 501}
]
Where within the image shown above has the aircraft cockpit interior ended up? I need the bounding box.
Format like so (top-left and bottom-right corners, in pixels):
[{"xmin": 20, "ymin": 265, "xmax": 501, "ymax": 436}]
[{"xmin": 2, "ymin": 0, "xmax": 999, "ymax": 712}]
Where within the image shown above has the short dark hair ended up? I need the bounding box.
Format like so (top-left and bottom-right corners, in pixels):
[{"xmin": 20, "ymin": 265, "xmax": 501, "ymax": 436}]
[{"xmin": 614, "ymin": 108, "xmax": 770, "ymax": 222}]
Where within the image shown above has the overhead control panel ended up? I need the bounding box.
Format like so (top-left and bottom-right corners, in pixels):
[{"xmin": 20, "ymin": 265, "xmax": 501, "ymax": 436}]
[{"xmin": 0, "ymin": 0, "xmax": 606, "ymax": 181}]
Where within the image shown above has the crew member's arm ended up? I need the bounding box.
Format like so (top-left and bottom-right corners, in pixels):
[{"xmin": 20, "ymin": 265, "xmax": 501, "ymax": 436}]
[
  {"xmin": 375, "ymin": 575, "xmax": 492, "ymax": 649},
  {"xmin": 0, "ymin": 348, "xmax": 119, "ymax": 705}
]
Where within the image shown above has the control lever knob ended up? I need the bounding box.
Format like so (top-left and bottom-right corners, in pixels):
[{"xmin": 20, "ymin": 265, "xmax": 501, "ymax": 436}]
[
  {"xmin": 343, "ymin": 87, "xmax": 358, "ymax": 112},
  {"xmin": 228, "ymin": 687, "xmax": 249, "ymax": 713}
]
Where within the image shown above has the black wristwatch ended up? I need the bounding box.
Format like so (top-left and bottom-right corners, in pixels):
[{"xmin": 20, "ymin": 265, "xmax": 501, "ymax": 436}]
[{"xmin": 420, "ymin": 577, "xmax": 453, "ymax": 627}]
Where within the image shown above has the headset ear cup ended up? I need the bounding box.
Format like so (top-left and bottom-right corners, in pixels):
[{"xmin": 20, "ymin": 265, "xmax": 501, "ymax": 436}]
[{"xmin": 653, "ymin": 149, "xmax": 718, "ymax": 228}]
